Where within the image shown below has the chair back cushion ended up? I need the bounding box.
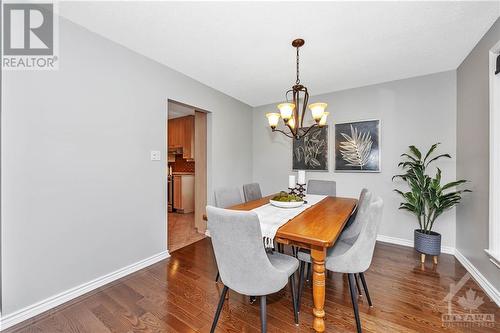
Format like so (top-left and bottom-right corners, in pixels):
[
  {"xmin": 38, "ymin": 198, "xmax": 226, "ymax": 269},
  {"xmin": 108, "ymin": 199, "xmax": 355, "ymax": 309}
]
[
  {"xmin": 307, "ymin": 180, "xmax": 336, "ymax": 196},
  {"xmin": 326, "ymin": 192, "xmax": 383, "ymax": 273},
  {"xmin": 214, "ymin": 187, "xmax": 243, "ymax": 208},
  {"xmin": 206, "ymin": 206, "xmax": 288, "ymax": 295},
  {"xmin": 243, "ymin": 183, "xmax": 263, "ymax": 202},
  {"xmin": 340, "ymin": 188, "xmax": 368, "ymax": 243}
]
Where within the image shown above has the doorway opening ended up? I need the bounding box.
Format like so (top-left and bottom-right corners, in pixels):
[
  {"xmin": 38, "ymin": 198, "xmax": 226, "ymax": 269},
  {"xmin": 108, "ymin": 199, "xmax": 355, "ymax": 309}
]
[{"xmin": 167, "ymin": 100, "xmax": 208, "ymax": 252}]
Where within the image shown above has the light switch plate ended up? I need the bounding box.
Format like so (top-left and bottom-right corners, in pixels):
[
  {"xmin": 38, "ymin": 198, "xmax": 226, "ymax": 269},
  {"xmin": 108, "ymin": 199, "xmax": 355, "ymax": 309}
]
[{"xmin": 150, "ymin": 151, "xmax": 161, "ymax": 161}]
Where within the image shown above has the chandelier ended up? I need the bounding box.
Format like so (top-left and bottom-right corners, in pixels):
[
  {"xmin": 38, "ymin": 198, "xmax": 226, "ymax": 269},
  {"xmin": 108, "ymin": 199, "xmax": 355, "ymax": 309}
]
[{"xmin": 266, "ymin": 39, "xmax": 328, "ymax": 140}]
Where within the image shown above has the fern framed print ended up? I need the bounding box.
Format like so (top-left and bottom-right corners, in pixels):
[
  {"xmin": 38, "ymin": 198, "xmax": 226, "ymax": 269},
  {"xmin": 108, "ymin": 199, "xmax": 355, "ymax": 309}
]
[
  {"xmin": 293, "ymin": 125, "xmax": 328, "ymax": 171},
  {"xmin": 335, "ymin": 119, "xmax": 380, "ymax": 172}
]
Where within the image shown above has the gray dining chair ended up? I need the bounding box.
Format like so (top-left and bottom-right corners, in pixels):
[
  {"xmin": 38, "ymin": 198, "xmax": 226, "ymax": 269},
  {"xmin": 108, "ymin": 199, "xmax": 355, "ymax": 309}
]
[
  {"xmin": 340, "ymin": 188, "xmax": 369, "ymax": 244},
  {"xmin": 213, "ymin": 186, "xmax": 244, "ymax": 282},
  {"xmin": 214, "ymin": 186, "xmax": 243, "ymax": 208},
  {"xmin": 297, "ymin": 192, "xmax": 384, "ymax": 333},
  {"xmin": 243, "ymin": 183, "xmax": 263, "ymax": 202},
  {"xmin": 206, "ymin": 206, "xmax": 299, "ymax": 332},
  {"xmin": 306, "ymin": 179, "xmax": 336, "ymax": 196},
  {"xmin": 334, "ymin": 188, "xmax": 369, "ymax": 298}
]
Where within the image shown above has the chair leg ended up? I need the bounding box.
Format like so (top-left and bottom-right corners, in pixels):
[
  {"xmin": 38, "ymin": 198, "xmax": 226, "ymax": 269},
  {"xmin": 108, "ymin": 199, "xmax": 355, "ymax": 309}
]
[
  {"xmin": 347, "ymin": 273, "xmax": 363, "ymax": 333},
  {"xmin": 297, "ymin": 261, "xmax": 305, "ymax": 313},
  {"xmin": 359, "ymin": 273, "xmax": 373, "ymax": 307},
  {"xmin": 215, "ymin": 271, "xmax": 220, "ymax": 282},
  {"xmin": 210, "ymin": 285, "xmax": 228, "ymax": 333},
  {"xmin": 354, "ymin": 273, "xmax": 362, "ymax": 297},
  {"xmin": 306, "ymin": 262, "xmax": 312, "ymax": 282},
  {"xmin": 289, "ymin": 274, "xmax": 299, "ymax": 325},
  {"xmin": 260, "ymin": 295, "xmax": 267, "ymax": 333},
  {"xmin": 291, "ymin": 246, "xmax": 297, "ymax": 257}
]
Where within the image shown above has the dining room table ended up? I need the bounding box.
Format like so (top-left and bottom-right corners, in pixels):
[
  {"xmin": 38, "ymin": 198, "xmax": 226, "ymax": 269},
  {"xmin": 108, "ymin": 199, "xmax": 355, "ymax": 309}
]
[{"xmin": 205, "ymin": 194, "xmax": 358, "ymax": 333}]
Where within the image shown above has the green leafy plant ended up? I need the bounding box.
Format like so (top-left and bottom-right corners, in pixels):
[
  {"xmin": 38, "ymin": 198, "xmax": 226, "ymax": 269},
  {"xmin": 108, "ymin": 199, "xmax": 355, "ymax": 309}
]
[{"xmin": 393, "ymin": 143, "xmax": 470, "ymax": 234}]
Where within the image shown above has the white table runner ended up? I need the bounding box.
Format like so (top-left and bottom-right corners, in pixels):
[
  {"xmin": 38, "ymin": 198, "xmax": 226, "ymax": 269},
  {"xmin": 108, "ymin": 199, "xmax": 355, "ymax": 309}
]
[{"xmin": 252, "ymin": 194, "xmax": 327, "ymax": 247}]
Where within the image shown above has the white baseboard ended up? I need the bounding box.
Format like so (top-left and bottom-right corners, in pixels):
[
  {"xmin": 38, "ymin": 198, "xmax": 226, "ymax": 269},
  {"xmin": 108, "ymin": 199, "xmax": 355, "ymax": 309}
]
[
  {"xmin": 376, "ymin": 234, "xmax": 455, "ymax": 255},
  {"xmin": 0, "ymin": 251, "xmax": 170, "ymax": 331},
  {"xmin": 454, "ymin": 249, "xmax": 500, "ymax": 307}
]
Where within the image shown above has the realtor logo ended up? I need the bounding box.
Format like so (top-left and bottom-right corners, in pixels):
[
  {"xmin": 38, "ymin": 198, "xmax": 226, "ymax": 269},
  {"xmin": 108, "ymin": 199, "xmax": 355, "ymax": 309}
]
[
  {"xmin": 442, "ymin": 273, "xmax": 495, "ymax": 328},
  {"xmin": 2, "ymin": 1, "xmax": 59, "ymax": 70}
]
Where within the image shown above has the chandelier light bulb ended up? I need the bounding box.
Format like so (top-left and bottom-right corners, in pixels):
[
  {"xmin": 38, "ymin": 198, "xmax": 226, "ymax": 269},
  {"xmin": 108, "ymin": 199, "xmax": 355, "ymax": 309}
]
[
  {"xmin": 309, "ymin": 103, "xmax": 328, "ymax": 122},
  {"xmin": 277, "ymin": 103, "xmax": 295, "ymax": 121},
  {"xmin": 288, "ymin": 117, "xmax": 296, "ymax": 129},
  {"xmin": 266, "ymin": 113, "xmax": 280, "ymax": 129}
]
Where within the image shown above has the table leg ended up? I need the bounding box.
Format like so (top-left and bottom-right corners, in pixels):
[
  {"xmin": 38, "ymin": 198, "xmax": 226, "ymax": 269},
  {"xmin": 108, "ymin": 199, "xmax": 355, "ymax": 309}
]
[{"xmin": 311, "ymin": 247, "xmax": 326, "ymax": 332}]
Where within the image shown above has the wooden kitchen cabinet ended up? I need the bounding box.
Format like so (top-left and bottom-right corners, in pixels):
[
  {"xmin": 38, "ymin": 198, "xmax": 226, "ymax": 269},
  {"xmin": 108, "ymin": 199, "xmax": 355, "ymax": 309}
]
[
  {"xmin": 182, "ymin": 116, "xmax": 194, "ymax": 160},
  {"xmin": 173, "ymin": 174, "xmax": 194, "ymax": 213},
  {"xmin": 168, "ymin": 117, "xmax": 183, "ymax": 149},
  {"xmin": 167, "ymin": 116, "xmax": 195, "ymax": 161}
]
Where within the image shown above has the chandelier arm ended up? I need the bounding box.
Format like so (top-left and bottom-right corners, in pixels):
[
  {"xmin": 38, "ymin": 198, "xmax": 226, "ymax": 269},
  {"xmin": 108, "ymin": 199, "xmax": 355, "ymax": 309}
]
[
  {"xmin": 292, "ymin": 89, "xmax": 299, "ymax": 137},
  {"xmin": 285, "ymin": 89, "xmax": 293, "ymax": 103},
  {"xmin": 300, "ymin": 87, "xmax": 309, "ymax": 129},
  {"xmin": 297, "ymin": 123, "xmax": 319, "ymax": 138},
  {"xmin": 272, "ymin": 128, "xmax": 295, "ymax": 139},
  {"xmin": 285, "ymin": 121, "xmax": 296, "ymax": 136}
]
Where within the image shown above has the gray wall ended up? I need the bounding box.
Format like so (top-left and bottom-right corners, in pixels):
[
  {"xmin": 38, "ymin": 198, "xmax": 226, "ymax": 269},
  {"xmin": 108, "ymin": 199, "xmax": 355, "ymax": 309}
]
[
  {"xmin": 253, "ymin": 71, "xmax": 457, "ymax": 247},
  {"xmin": 1, "ymin": 18, "xmax": 253, "ymax": 315},
  {"xmin": 457, "ymin": 18, "xmax": 500, "ymax": 291}
]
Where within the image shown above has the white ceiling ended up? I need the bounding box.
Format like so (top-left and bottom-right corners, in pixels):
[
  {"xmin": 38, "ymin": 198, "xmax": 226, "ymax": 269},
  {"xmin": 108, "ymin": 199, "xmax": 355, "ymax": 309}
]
[{"xmin": 60, "ymin": 1, "xmax": 499, "ymax": 106}]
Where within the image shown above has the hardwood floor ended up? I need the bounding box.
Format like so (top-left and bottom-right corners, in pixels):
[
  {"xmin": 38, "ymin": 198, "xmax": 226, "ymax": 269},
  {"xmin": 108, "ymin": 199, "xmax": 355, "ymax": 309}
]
[
  {"xmin": 168, "ymin": 212, "xmax": 206, "ymax": 252},
  {"xmin": 5, "ymin": 239, "xmax": 499, "ymax": 333}
]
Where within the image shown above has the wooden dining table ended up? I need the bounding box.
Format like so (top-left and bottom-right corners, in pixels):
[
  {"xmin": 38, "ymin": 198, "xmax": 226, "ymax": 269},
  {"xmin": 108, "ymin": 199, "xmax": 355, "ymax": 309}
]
[{"xmin": 206, "ymin": 195, "xmax": 358, "ymax": 333}]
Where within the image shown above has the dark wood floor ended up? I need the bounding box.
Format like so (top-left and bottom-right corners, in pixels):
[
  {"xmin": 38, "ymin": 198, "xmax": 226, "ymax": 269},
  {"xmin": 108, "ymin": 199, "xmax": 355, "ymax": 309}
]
[{"xmin": 5, "ymin": 239, "xmax": 499, "ymax": 332}]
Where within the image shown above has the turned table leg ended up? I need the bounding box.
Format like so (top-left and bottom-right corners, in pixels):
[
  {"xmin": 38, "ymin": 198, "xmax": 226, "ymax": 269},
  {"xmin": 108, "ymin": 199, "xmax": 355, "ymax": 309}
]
[{"xmin": 311, "ymin": 247, "xmax": 327, "ymax": 332}]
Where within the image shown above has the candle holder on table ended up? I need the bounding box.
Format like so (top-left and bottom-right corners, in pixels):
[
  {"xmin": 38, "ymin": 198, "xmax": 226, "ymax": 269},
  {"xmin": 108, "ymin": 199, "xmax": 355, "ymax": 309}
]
[
  {"xmin": 289, "ymin": 184, "xmax": 307, "ymax": 203},
  {"xmin": 295, "ymin": 183, "xmax": 306, "ymax": 198},
  {"xmin": 288, "ymin": 187, "xmax": 298, "ymax": 196}
]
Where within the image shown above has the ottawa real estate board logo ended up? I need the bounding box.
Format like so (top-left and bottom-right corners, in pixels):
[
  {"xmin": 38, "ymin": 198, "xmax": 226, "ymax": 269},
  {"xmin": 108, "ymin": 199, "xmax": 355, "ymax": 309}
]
[{"xmin": 2, "ymin": 1, "xmax": 59, "ymax": 70}]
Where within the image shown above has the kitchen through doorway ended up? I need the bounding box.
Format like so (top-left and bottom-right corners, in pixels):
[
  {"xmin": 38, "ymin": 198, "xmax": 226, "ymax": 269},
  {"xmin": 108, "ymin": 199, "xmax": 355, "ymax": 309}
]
[{"xmin": 167, "ymin": 100, "xmax": 208, "ymax": 252}]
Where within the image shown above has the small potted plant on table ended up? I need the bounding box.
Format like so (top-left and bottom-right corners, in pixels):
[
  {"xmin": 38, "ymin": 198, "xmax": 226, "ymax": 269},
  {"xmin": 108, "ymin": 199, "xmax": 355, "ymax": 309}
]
[{"xmin": 393, "ymin": 144, "xmax": 470, "ymax": 264}]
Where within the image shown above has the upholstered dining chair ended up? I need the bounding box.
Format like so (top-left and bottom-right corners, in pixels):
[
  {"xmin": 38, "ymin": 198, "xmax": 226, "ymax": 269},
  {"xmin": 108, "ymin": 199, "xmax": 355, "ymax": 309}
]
[
  {"xmin": 214, "ymin": 186, "xmax": 243, "ymax": 208},
  {"xmin": 243, "ymin": 183, "xmax": 263, "ymax": 202},
  {"xmin": 297, "ymin": 192, "xmax": 384, "ymax": 333},
  {"xmin": 335, "ymin": 188, "xmax": 370, "ymax": 298},
  {"xmin": 206, "ymin": 206, "xmax": 299, "ymax": 332},
  {"xmin": 302, "ymin": 188, "xmax": 370, "ymax": 293},
  {"xmin": 340, "ymin": 188, "xmax": 368, "ymax": 243},
  {"xmin": 306, "ymin": 179, "xmax": 336, "ymax": 196},
  {"xmin": 213, "ymin": 186, "xmax": 244, "ymax": 282}
]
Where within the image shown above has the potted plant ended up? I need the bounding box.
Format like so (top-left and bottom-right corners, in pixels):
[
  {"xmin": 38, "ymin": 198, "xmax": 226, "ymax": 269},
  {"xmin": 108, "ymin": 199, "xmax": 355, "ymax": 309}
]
[{"xmin": 393, "ymin": 143, "xmax": 470, "ymax": 264}]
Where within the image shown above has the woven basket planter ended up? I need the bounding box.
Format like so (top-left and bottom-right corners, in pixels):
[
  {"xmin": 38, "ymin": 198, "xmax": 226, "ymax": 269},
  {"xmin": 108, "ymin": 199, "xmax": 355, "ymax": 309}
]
[{"xmin": 414, "ymin": 229, "xmax": 441, "ymax": 256}]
